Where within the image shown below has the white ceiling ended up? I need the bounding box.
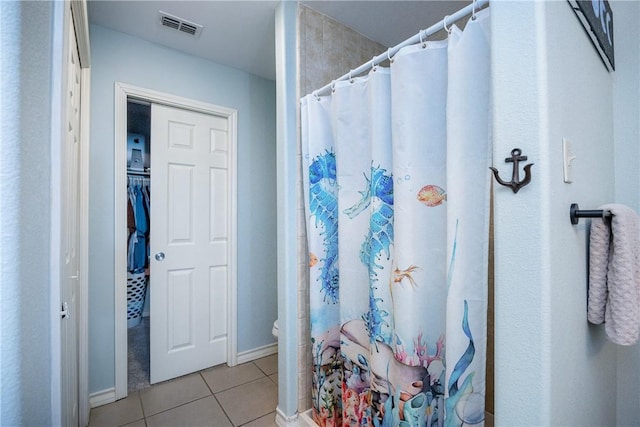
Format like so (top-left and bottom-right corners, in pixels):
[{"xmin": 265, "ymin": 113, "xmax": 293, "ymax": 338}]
[{"xmin": 88, "ymin": 1, "xmax": 470, "ymax": 81}]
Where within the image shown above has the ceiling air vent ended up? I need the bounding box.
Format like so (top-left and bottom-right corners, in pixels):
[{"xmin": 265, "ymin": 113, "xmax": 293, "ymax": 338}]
[{"xmin": 159, "ymin": 11, "xmax": 203, "ymax": 38}]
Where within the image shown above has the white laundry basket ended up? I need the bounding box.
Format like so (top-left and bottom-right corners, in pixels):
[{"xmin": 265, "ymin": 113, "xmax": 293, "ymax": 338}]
[{"xmin": 127, "ymin": 272, "xmax": 148, "ymax": 328}]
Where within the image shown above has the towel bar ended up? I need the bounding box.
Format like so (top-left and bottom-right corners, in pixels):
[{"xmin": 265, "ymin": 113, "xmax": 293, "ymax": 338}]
[{"xmin": 570, "ymin": 203, "xmax": 613, "ymax": 225}]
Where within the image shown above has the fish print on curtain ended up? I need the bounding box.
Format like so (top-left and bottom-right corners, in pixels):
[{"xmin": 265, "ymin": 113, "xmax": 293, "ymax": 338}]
[{"xmin": 302, "ymin": 9, "xmax": 491, "ymax": 427}]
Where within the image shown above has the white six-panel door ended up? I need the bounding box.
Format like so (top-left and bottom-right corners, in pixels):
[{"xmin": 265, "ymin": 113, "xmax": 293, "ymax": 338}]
[{"xmin": 150, "ymin": 104, "xmax": 230, "ymax": 383}]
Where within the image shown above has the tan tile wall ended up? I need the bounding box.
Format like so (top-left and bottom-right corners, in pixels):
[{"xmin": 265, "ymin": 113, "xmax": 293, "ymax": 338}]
[
  {"xmin": 298, "ymin": 6, "xmax": 385, "ymax": 98},
  {"xmin": 296, "ymin": 5, "xmax": 386, "ymax": 413}
]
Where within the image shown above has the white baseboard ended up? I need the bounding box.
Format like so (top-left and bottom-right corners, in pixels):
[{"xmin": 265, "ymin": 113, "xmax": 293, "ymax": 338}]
[
  {"xmin": 275, "ymin": 406, "xmax": 299, "ymax": 427},
  {"xmin": 298, "ymin": 409, "xmax": 317, "ymax": 427},
  {"xmin": 237, "ymin": 342, "xmax": 278, "ymax": 364},
  {"xmin": 89, "ymin": 387, "xmax": 116, "ymax": 408}
]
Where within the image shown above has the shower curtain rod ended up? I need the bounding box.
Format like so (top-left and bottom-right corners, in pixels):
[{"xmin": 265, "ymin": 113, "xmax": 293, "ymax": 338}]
[{"xmin": 313, "ymin": 0, "xmax": 489, "ymax": 97}]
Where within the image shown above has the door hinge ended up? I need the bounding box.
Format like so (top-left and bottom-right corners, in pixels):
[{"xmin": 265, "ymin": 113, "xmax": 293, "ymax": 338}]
[{"xmin": 61, "ymin": 301, "xmax": 69, "ymax": 319}]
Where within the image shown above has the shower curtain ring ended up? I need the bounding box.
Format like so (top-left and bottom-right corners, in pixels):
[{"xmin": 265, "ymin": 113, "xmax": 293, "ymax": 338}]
[
  {"xmin": 444, "ymin": 15, "xmax": 452, "ymax": 34},
  {"xmin": 349, "ymin": 70, "xmax": 354, "ymax": 83},
  {"xmin": 331, "ymin": 80, "xmax": 336, "ymax": 93},
  {"xmin": 419, "ymin": 29, "xmax": 427, "ymax": 48},
  {"xmin": 472, "ymin": 0, "xmax": 478, "ymax": 20},
  {"xmin": 387, "ymin": 48, "xmax": 394, "ymax": 64},
  {"xmin": 313, "ymin": 90, "xmax": 320, "ymax": 101},
  {"xmin": 371, "ymin": 56, "xmax": 377, "ymax": 72}
]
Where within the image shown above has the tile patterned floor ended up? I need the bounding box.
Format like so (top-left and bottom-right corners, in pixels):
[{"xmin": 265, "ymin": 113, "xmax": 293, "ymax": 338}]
[{"xmin": 89, "ymin": 355, "xmax": 278, "ymax": 427}]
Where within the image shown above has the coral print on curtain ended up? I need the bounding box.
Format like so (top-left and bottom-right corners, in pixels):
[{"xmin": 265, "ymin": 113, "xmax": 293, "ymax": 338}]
[{"xmin": 302, "ymin": 8, "xmax": 491, "ymax": 427}]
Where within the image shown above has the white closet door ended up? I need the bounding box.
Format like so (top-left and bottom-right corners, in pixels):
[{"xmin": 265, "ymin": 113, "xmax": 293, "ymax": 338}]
[
  {"xmin": 150, "ymin": 104, "xmax": 229, "ymax": 384},
  {"xmin": 61, "ymin": 12, "xmax": 81, "ymax": 427}
]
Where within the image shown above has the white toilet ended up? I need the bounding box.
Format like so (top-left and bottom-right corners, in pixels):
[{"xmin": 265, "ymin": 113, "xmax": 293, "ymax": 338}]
[{"xmin": 272, "ymin": 320, "xmax": 279, "ymax": 339}]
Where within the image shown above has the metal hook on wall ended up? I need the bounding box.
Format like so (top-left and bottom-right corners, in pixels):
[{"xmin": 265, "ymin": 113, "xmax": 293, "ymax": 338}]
[{"xmin": 490, "ymin": 148, "xmax": 534, "ymax": 193}]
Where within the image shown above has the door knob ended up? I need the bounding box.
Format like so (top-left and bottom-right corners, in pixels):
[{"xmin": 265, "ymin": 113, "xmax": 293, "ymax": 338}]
[{"xmin": 155, "ymin": 252, "xmax": 165, "ymax": 261}]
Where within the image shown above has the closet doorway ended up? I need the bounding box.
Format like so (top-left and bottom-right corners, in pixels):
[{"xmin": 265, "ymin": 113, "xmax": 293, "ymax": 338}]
[
  {"xmin": 114, "ymin": 83, "xmax": 238, "ymax": 400},
  {"xmin": 126, "ymin": 100, "xmax": 151, "ymax": 392}
]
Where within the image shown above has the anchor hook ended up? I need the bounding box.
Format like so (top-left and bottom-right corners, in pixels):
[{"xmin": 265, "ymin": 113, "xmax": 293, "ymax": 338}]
[{"xmin": 490, "ymin": 148, "xmax": 534, "ymax": 194}]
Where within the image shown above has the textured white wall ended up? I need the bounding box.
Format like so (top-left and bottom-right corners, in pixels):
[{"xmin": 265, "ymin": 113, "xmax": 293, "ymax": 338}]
[
  {"xmin": 492, "ymin": 1, "xmax": 620, "ymax": 424},
  {"xmin": 1, "ymin": 2, "xmax": 24, "ymax": 423},
  {"xmin": 612, "ymin": 1, "xmax": 640, "ymax": 425},
  {"xmin": 0, "ymin": 1, "xmax": 57, "ymax": 424},
  {"xmin": 544, "ymin": 3, "xmax": 617, "ymax": 423},
  {"xmin": 275, "ymin": 1, "xmax": 299, "ymax": 419},
  {"xmin": 491, "ymin": 3, "xmax": 550, "ymax": 422},
  {"xmin": 613, "ymin": 2, "xmax": 640, "ymax": 214}
]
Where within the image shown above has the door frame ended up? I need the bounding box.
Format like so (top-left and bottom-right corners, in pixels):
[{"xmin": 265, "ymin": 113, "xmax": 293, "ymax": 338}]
[
  {"xmin": 51, "ymin": 1, "xmax": 91, "ymax": 425},
  {"xmin": 114, "ymin": 82, "xmax": 238, "ymax": 399}
]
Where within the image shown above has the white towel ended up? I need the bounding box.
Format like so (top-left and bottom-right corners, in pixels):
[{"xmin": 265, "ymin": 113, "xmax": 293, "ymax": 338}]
[{"xmin": 588, "ymin": 204, "xmax": 640, "ymax": 345}]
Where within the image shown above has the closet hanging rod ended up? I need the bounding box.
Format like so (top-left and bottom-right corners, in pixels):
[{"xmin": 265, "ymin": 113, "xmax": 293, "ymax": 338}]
[
  {"xmin": 312, "ymin": 0, "xmax": 489, "ymax": 97},
  {"xmin": 127, "ymin": 169, "xmax": 150, "ymax": 177}
]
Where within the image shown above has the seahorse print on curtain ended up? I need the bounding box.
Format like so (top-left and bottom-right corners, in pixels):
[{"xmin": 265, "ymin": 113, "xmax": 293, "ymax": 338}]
[
  {"xmin": 308, "ymin": 148, "xmax": 343, "ymax": 425},
  {"xmin": 344, "ymin": 164, "xmax": 394, "ymax": 345},
  {"xmin": 309, "ymin": 150, "xmax": 339, "ymax": 304},
  {"xmin": 303, "ymin": 7, "xmax": 492, "ymax": 427}
]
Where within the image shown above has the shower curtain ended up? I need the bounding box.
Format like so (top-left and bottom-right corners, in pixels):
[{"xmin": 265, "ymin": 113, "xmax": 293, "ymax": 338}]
[{"xmin": 302, "ymin": 9, "xmax": 491, "ymax": 427}]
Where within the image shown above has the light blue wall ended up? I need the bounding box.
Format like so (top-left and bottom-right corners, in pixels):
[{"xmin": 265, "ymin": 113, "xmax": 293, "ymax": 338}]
[
  {"xmin": 275, "ymin": 1, "xmax": 299, "ymax": 419},
  {"xmin": 0, "ymin": 1, "xmax": 57, "ymax": 424},
  {"xmin": 492, "ymin": 1, "xmax": 634, "ymax": 425},
  {"xmin": 544, "ymin": 3, "xmax": 616, "ymax": 422},
  {"xmin": 613, "ymin": 1, "xmax": 640, "ymax": 424},
  {"xmin": 88, "ymin": 24, "xmax": 277, "ymax": 394}
]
